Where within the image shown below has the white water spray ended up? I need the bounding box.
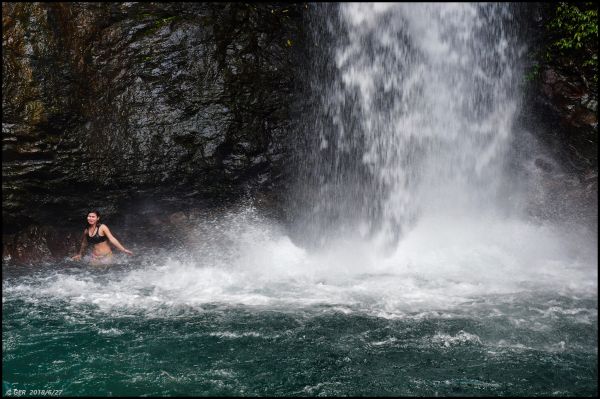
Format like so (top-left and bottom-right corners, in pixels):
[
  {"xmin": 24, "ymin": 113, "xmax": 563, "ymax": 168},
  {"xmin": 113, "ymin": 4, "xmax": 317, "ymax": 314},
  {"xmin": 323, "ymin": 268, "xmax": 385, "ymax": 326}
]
[
  {"xmin": 5, "ymin": 4, "xmax": 596, "ymax": 316},
  {"xmin": 297, "ymin": 3, "xmax": 528, "ymax": 247}
]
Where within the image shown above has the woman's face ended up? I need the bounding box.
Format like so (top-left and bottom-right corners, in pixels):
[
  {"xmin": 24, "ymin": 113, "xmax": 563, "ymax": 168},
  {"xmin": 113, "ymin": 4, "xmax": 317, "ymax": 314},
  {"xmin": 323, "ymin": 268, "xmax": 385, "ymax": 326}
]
[{"xmin": 87, "ymin": 213, "xmax": 99, "ymax": 226}]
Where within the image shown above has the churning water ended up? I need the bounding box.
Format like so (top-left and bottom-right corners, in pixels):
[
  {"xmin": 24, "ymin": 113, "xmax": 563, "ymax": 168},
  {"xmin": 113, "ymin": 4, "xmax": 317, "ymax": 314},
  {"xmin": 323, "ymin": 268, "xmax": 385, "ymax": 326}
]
[{"xmin": 3, "ymin": 3, "xmax": 597, "ymax": 396}]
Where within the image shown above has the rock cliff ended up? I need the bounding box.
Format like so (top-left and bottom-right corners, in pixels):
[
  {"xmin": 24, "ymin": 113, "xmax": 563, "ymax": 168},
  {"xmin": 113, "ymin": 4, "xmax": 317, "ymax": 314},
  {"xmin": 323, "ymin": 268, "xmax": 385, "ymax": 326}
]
[{"xmin": 3, "ymin": 2, "xmax": 305, "ymax": 237}]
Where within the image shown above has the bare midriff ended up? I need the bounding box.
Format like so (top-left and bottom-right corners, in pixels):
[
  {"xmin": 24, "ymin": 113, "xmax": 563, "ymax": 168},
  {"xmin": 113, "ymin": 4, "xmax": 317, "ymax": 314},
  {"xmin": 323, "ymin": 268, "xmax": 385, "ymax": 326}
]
[{"xmin": 92, "ymin": 241, "xmax": 112, "ymax": 257}]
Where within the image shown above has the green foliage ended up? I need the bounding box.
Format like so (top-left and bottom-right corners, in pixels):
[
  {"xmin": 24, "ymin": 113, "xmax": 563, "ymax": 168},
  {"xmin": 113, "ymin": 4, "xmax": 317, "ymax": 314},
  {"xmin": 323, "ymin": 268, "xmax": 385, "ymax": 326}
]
[
  {"xmin": 525, "ymin": 63, "xmax": 541, "ymax": 81},
  {"xmin": 546, "ymin": 2, "xmax": 598, "ymax": 84}
]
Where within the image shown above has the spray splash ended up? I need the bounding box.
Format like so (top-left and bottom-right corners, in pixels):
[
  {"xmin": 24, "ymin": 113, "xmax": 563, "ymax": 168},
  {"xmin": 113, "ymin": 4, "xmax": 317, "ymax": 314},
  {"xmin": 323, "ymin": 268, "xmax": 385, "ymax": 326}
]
[
  {"xmin": 3, "ymin": 5, "xmax": 597, "ymax": 396},
  {"xmin": 3, "ymin": 4, "xmax": 596, "ymax": 316},
  {"xmin": 3, "ymin": 204, "xmax": 596, "ymax": 318}
]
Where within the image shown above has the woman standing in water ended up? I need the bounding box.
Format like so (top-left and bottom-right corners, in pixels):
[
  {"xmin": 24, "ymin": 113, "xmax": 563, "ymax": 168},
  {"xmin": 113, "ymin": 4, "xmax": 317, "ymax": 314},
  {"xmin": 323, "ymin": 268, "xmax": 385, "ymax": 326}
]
[{"xmin": 72, "ymin": 210, "xmax": 133, "ymax": 264}]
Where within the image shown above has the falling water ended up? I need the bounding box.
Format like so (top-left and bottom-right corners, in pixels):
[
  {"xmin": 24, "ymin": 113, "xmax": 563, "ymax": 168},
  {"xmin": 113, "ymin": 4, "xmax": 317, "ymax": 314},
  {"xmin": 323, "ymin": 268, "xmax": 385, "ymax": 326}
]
[
  {"xmin": 293, "ymin": 3, "xmax": 528, "ymax": 249},
  {"xmin": 3, "ymin": 4, "xmax": 597, "ymax": 396}
]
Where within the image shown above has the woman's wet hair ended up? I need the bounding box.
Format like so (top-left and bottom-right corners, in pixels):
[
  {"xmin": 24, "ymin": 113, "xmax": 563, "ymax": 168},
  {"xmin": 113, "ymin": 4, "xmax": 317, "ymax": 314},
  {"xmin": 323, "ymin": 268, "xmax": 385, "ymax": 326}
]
[{"xmin": 86, "ymin": 210, "xmax": 101, "ymax": 227}]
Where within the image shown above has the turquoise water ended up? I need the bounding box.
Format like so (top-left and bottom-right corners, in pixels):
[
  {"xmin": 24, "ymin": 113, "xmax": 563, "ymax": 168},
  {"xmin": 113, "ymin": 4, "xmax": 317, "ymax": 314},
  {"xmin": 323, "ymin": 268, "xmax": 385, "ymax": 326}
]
[
  {"xmin": 3, "ymin": 246, "xmax": 597, "ymax": 396},
  {"xmin": 3, "ymin": 208, "xmax": 598, "ymax": 396},
  {"xmin": 4, "ymin": 4, "xmax": 597, "ymax": 396}
]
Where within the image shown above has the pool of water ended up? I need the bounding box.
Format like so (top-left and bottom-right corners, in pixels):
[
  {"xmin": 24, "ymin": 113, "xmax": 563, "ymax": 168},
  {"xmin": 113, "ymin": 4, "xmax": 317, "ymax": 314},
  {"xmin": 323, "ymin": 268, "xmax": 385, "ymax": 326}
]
[{"xmin": 3, "ymin": 209, "xmax": 597, "ymax": 396}]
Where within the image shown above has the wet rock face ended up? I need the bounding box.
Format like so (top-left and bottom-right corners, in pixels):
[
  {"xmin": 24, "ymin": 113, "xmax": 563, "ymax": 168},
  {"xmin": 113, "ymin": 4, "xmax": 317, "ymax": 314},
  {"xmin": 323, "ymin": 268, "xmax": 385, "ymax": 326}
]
[
  {"xmin": 520, "ymin": 64, "xmax": 598, "ymax": 232},
  {"xmin": 2, "ymin": 224, "xmax": 82, "ymax": 264},
  {"xmin": 2, "ymin": 3, "xmax": 305, "ymax": 233},
  {"xmin": 536, "ymin": 67, "xmax": 597, "ymax": 172}
]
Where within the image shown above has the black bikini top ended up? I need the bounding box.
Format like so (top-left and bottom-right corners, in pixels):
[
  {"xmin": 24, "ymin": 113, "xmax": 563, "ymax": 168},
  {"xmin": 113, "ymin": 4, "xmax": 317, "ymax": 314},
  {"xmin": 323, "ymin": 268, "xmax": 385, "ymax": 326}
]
[{"xmin": 86, "ymin": 224, "xmax": 107, "ymax": 244}]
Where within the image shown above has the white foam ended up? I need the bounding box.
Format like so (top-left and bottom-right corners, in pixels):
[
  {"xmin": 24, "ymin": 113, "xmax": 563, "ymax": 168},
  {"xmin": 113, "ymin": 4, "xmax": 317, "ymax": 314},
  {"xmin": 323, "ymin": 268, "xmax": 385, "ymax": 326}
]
[
  {"xmin": 4, "ymin": 5, "xmax": 597, "ymax": 319},
  {"xmin": 4, "ymin": 208, "xmax": 596, "ymax": 317},
  {"xmin": 431, "ymin": 330, "xmax": 483, "ymax": 347}
]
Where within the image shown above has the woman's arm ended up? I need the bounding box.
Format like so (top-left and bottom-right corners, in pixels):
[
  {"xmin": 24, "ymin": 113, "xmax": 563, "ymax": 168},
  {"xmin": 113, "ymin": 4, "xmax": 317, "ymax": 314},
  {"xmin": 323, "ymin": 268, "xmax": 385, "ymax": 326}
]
[
  {"xmin": 72, "ymin": 229, "xmax": 88, "ymax": 260},
  {"xmin": 101, "ymin": 225, "xmax": 133, "ymax": 255}
]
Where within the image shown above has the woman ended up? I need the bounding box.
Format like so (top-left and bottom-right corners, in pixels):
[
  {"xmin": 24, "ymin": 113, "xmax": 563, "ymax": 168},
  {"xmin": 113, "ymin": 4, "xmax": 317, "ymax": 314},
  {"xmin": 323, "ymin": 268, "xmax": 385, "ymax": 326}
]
[{"xmin": 72, "ymin": 210, "xmax": 133, "ymax": 264}]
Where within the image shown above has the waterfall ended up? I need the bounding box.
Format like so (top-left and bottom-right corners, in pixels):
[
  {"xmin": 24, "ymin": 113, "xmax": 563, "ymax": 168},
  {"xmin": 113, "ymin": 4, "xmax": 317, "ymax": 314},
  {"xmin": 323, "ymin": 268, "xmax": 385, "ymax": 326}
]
[
  {"xmin": 3, "ymin": 5, "xmax": 596, "ymax": 395},
  {"xmin": 292, "ymin": 3, "xmax": 526, "ymax": 249}
]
